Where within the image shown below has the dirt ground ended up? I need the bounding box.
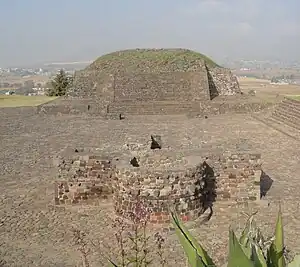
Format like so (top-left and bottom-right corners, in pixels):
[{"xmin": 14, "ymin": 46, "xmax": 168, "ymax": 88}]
[
  {"xmin": 0, "ymin": 79, "xmax": 300, "ymax": 267},
  {"xmin": 0, "ymin": 74, "xmax": 50, "ymax": 85}
]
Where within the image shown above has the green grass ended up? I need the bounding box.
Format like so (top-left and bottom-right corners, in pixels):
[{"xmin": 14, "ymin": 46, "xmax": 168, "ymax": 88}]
[
  {"xmin": 0, "ymin": 87, "xmax": 17, "ymax": 91},
  {"xmin": 285, "ymin": 95, "xmax": 300, "ymax": 101},
  {"xmin": 0, "ymin": 95, "xmax": 58, "ymax": 107},
  {"xmin": 86, "ymin": 48, "xmax": 220, "ymax": 72}
]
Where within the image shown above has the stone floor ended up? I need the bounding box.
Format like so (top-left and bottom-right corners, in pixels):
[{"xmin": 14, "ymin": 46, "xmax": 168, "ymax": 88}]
[{"xmin": 0, "ymin": 111, "xmax": 300, "ymax": 266}]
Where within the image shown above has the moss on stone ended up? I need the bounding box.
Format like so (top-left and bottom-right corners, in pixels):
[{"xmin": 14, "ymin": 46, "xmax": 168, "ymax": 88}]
[{"xmin": 86, "ymin": 48, "xmax": 220, "ymax": 73}]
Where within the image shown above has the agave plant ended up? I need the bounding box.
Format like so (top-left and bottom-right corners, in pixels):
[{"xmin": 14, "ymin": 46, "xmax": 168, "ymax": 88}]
[{"xmin": 171, "ymin": 208, "xmax": 300, "ymax": 267}]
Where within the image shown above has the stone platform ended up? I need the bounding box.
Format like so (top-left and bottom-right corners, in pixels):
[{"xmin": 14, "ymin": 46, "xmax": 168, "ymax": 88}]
[
  {"xmin": 2, "ymin": 110, "xmax": 300, "ymax": 266},
  {"xmin": 37, "ymin": 95, "xmax": 272, "ymax": 118}
]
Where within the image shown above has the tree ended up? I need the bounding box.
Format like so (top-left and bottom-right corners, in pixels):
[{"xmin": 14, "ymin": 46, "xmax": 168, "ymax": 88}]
[{"xmin": 47, "ymin": 69, "xmax": 73, "ymax": 96}]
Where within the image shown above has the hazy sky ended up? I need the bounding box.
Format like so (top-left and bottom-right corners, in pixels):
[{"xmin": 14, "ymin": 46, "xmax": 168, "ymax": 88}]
[{"xmin": 0, "ymin": 0, "xmax": 299, "ymax": 67}]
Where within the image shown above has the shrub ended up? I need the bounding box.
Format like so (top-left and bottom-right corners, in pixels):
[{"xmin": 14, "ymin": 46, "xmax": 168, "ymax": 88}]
[
  {"xmin": 171, "ymin": 208, "xmax": 300, "ymax": 267},
  {"xmin": 106, "ymin": 207, "xmax": 299, "ymax": 266}
]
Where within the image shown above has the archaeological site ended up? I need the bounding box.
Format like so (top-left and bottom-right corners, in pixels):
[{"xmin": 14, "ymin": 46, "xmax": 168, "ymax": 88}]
[{"xmin": 1, "ymin": 48, "xmax": 300, "ymax": 266}]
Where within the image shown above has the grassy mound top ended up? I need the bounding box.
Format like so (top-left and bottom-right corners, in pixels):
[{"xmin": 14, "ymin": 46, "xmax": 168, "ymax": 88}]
[{"xmin": 86, "ymin": 48, "xmax": 220, "ymax": 73}]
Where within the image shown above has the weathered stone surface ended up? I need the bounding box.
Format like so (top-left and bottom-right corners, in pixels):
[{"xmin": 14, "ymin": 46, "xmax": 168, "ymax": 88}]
[
  {"xmin": 2, "ymin": 107, "xmax": 300, "ymax": 267},
  {"xmin": 54, "ymin": 155, "xmax": 115, "ymax": 205},
  {"xmin": 208, "ymin": 67, "xmax": 241, "ymax": 96}
]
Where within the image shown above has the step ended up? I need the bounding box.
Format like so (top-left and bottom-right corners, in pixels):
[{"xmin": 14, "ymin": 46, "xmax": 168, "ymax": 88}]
[
  {"xmin": 37, "ymin": 104, "xmax": 72, "ymax": 114},
  {"xmin": 282, "ymin": 98, "xmax": 300, "ymax": 107},
  {"xmin": 273, "ymin": 108, "xmax": 300, "ymax": 122},
  {"xmin": 107, "ymin": 101, "xmax": 200, "ymax": 115},
  {"xmin": 271, "ymin": 116, "xmax": 300, "ymax": 132},
  {"xmin": 273, "ymin": 108, "xmax": 300, "ymax": 123},
  {"xmin": 253, "ymin": 115, "xmax": 300, "ymax": 141},
  {"xmin": 271, "ymin": 112, "xmax": 300, "ymax": 131},
  {"xmin": 277, "ymin": 101, "xmax": 300, "ymax": 114}
]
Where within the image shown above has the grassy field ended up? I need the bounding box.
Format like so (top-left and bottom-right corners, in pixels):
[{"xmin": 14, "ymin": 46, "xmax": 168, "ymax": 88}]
[
  {"xmin": 0, "ymin": 95, "xmax": 57, "ymax": 107},
  {"xmin": 0, "ymin": 74, "xmax": 50, "ymax": 84},
  {"xmin": 0, "ymin": 87, "xmax": 17, "ymax": 91},
  {"xmin": 238, "ymin": 76, "xmax": 300, "ymax": 103},
  {"xmin": 285, "ymin": 95, "xmax": 300, "ymax": 101}
]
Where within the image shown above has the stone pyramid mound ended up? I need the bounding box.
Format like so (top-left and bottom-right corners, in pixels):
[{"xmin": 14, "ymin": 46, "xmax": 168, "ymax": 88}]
[{"xmin": 40, "ymin": 49, "xmax": 249, "ymax": 117}]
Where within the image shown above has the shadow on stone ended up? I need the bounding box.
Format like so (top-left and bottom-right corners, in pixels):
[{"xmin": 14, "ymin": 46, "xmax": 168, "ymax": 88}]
[
  {"xmin": 150, "ymin": 135, "xmax": 162, "ymax": 149},
  {"xmin": 260, "ymin": 171, "xmax": 273, "ymax": 198},
  {"xmin": 206, "ymin": 65, "xmax": 219, "ymax": 100},
  {"xmin": 130, "ymin": 157, "xmax": 140, "ymax": 167},
  {"xmin": 195, "ymin": 161, "xmax": 217, "ymax": 223},
  {"xmin": 119, "ymin": 113, "xmax": 125, "ymax": 120}
]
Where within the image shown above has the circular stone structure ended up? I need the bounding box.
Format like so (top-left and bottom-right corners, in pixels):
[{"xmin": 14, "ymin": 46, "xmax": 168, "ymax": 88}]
[{"xmin": 112, "ymin": 152, "xmax": 209, "ymax": 224}]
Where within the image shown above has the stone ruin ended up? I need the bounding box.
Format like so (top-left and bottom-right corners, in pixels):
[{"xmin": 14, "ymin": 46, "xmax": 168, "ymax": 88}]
[
  {"xmin": 55, "ymin": 156, "xmax": 115, "ymax": 205},
  {"xmin": 54, "ymin": 140, "xmax": 262, "ymax": 224},
  {"xmin": 37, "ymin": 49, "xmax": 271, "ymax": 117}
]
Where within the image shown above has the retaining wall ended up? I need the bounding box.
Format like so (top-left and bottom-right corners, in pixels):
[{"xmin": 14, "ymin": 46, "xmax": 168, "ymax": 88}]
[{"xmin": 114, "ymin": 71, "xmax": 210, "ymax": 102}]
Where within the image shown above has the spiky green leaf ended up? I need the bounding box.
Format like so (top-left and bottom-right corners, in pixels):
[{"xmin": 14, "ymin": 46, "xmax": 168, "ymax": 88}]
[
  {"xmin": 252, "ymin": 244, "xmax": 267, "ymax": 267},
  {"xmin": 269, "ymin": 208, "xmax": 286, "ymax": 267},
  {"xmin": 171, "ymin": 212, "xmax": 215, "ymax": 266},
  {"xmin": 227, "ymin": 229, "xmax": 254, "ymax": 267},
  {"xmin": 240, "ymin": 216, "xmax": 252, "ymax": 246}
]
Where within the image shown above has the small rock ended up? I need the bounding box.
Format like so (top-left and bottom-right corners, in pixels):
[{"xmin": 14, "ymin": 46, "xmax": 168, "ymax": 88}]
[
  {"xmin": 150, "ymin": 135, "xmax": 162, "ymax": 149},
  {"xmin": 130, "ymin": 157, "xmax": 140, "ymax": 167},
  {"xmin": 248, "ymin": 89, "xmax": 256, "ymax": 96}
]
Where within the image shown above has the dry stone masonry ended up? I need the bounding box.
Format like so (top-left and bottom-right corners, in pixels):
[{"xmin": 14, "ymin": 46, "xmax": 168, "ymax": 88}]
[
  {"xmin": 54, "ymin": 143, "xmax": 262, "ymax": 224},
  {"xmin": 36, "ymin": 48, "xmax": 273, "ymax": 117},
  {"xmin": 54, "ymin": 155, "xmax": 115, "ymax": 205},
  {"xmin": 39, "ymin": 48, "xmax": 247, "ymax": 117}
]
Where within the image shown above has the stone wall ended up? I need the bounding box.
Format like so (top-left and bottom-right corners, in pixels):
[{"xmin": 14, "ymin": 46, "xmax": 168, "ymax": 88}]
[
  {"xmin": 111, "ymin": 151, "xmax": 261, "ymax": 224},
  {"xmin": 70, "ymin": 66, "xmax": 240, "ymax": 102},
  {"xmin": 68, "ymin": 70, "xmax": 114, "ymax": 101},
  {"xmin": 54, "ymin": 155, "xmax": 115, "ymax": 205},
  {"xmin": 106, "ymin": 97, "xmax": 272, "ymax": 118},
  {"xmin": 68, "ymin": 62, "xmax": 240, "ymax": 104},
  {"xmin": 53, "ymin": 148, "xmax": 261, "ymax": 224},
  {"xmin": 58, "ymin": 53, "xmax": 245, "ymax": 117},
  {"xmin": 208, "ymin": 67, "xmax": 241, "ymax": 96},
  {"xmin": 213, "ymin": 152, "xmax": 261, "ymax": 202},
  {"xmin": 114, "ymin": 71, "xmax": 209, "ymax": 102}
]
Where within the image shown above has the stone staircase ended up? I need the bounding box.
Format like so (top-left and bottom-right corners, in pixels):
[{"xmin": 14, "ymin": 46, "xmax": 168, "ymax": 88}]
[
  {"xmin": 270, "ymin": 98, "xmax": 300, "ymax": 131},
  {"xmin": 106, "ymin": 101, "xmax": 201, "ymax": 117}
]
